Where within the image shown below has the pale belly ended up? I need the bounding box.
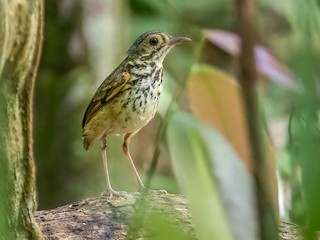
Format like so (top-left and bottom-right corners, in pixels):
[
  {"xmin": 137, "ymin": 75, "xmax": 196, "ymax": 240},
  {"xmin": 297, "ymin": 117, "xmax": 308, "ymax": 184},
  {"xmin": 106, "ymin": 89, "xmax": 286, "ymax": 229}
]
[{"xmin": 108, "ymin": 91, "xmax": 160, "ymax": 134}]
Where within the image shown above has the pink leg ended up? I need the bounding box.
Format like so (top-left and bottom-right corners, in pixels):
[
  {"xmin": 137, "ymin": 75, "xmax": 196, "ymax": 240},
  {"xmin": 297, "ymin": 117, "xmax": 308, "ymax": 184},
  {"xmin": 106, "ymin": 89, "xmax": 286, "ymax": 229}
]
[
  {"xmin": 123, "ymin": 133, "xmax": 145, "ymax": 189},
  {"xmin": 101, "ymin": 135, "xmax": 126, "ymax": 198},
  {"xmin": 101, "ymin": 135, "xmax": 113, "ymax": 194}
]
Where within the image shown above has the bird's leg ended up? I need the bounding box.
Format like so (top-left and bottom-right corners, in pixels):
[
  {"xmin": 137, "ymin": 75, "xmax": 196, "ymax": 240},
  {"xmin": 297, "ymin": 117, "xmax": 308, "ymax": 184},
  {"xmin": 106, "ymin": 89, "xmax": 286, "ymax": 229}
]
[
  {"xmin": 123, "ymin": 133, "xmax": 146, "ymax": 190},
  {"xmin": 101, "ymin": 135, "xmax": 127, "ymax": 199},
  {"xmin": 101, "ymin": 135, "xmax": 112, "ymax": 194}
]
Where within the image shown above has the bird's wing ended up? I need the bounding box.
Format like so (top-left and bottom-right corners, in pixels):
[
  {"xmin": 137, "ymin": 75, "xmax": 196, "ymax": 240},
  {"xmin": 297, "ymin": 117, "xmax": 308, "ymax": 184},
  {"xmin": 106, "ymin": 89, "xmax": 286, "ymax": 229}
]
[{"xmin": 82, "ymin": 71, "xmax": 131, "ymax": 127}]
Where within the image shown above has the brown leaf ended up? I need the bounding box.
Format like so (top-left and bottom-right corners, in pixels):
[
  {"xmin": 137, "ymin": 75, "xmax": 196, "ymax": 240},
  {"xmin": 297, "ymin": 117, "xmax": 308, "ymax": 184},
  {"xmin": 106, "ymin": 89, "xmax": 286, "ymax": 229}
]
[{"xmin": 187, "ymin": 64, "xmax": 252, "ymax": 172}]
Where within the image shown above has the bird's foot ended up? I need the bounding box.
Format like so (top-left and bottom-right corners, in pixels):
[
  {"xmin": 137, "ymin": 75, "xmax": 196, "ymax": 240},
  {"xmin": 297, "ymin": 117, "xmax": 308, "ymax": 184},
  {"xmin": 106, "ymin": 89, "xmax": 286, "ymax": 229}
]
[
  {"xmin": 101, "ymin": 189, "xmax": 128, "ymax": 200},
  {"xmin": 139, "ymin": 186, "xmax": 168, "ymax": 195},
  {"xmin": 148, "ymin": 189, "xmax": 168, "ymax": 194}
]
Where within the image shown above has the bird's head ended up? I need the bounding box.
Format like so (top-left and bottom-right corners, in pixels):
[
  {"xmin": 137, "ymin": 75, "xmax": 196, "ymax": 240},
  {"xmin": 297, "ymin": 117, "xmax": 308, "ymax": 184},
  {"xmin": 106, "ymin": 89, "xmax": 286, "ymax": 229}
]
[{"xmin": 127, "ymin": 31, "xmax": 191, "ymax": 63}]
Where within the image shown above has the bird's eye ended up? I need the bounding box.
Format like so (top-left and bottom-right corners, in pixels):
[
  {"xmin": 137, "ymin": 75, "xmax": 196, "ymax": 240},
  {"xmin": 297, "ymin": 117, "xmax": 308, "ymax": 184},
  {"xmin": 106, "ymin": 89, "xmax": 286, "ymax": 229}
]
[{"xmin": 149, "ymin": 37, "xmax": 159, "ymax": 46}]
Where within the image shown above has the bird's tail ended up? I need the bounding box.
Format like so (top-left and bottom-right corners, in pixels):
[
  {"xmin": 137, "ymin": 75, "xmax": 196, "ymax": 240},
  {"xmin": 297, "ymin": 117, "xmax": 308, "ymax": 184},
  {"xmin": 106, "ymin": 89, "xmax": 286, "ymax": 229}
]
[
  {"xmin": 82, "ymin": 126, "xmax": 105, "ymax": 151},
  {"xmin": 83, "ymin": 137, "xmax": 92, "ymax": 151},
  {"xmin": 82, "ymin": 130, "xmax": 97, "ymax": 151}
]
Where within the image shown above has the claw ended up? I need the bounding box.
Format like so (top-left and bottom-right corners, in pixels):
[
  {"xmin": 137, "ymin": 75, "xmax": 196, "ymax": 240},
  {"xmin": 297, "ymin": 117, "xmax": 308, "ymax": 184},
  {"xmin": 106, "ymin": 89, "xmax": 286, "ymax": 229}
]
[
  {"xmin": 101, "ymin": 189, "xmax": 128, "ymax": 199},
  {"xmin": 138, "ymin": 187, "xmax": 168, "ymax": 195}
]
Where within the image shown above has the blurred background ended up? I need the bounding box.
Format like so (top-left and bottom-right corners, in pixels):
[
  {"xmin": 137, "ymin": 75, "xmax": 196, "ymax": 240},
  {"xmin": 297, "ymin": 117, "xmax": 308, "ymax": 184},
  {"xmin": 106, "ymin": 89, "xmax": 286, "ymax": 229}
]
[{"xmin": 35, "ymin": 0, "xmax": 320, "ymax": 233}]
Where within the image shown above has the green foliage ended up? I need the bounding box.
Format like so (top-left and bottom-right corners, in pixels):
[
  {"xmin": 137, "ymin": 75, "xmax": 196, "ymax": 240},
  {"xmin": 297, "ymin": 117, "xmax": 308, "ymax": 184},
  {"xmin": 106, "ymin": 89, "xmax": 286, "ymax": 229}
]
[
  {"xmin": 285, "ymin": 1, "xmax": 320, "ymax": 238},
  {"xmin": 259, "ymin": 0, "xmax": 320, "ymax": 237},
  {"xmin": 167, "ymin": 112, "xmax": 233, "ymax": 240},
  {"xmin": 127, "ymin": 197, "xmax": 195, "ymax": 240}
]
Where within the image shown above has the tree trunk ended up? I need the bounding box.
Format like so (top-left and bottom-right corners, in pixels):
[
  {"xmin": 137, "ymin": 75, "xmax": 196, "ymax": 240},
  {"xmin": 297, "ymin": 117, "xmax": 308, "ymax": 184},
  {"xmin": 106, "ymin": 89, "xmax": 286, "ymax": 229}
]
[{"xmin": 0, "ymin": 0, "xmax": 44, "ymax": 239}]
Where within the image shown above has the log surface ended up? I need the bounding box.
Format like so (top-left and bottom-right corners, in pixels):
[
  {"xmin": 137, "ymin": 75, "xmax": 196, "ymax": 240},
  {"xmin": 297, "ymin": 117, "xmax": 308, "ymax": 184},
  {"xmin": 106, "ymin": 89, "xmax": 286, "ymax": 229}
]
[
  {"xmin": 36, "ymin": 192, "xmax": 194, "ymax": 239},
  {"xmin": 36, "ymin": 192, "xmax": 304, "ymax": 240}
]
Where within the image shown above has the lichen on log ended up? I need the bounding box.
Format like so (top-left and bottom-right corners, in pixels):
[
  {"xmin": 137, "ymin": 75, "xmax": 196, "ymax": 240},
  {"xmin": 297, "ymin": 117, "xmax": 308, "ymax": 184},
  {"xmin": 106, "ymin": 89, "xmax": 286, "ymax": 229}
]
[
  {"xmin": 36, "ymin": 192, "xmax": 307, "ymax": 240},
  {"xmin": 36, "ymin": 192, "xmax": 195, "ymax": 239}
]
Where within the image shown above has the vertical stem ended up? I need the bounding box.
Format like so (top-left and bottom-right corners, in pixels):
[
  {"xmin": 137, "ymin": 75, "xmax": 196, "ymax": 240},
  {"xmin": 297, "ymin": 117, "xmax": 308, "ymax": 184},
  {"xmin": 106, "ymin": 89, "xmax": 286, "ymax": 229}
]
[{"xmin": 235, "ymin": 0, "xmax": 278, "ymax": 239}]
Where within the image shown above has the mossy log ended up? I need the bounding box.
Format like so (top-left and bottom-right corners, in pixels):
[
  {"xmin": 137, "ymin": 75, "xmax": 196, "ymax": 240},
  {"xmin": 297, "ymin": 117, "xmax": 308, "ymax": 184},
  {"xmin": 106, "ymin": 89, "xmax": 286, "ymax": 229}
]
[{"xmin": 36, "ymin": 192, "xmax": 304, "ymax": 240}]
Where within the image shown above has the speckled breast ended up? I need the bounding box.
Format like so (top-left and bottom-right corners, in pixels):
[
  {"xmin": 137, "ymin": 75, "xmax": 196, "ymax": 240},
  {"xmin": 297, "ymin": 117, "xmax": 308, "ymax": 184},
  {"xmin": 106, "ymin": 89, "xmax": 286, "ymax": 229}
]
[{"xmin": 108, "ymin": 66, "xmax": 163, "ymax": 134}]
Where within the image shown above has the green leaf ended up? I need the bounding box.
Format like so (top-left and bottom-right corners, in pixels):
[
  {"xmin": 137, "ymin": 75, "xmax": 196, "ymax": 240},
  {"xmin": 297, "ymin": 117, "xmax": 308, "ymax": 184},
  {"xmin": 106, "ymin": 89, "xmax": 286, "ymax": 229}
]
[
  {"xmin": 166, "ymin": 111, "xmax": 259, "ymax": 240},
  {"xmin": 166, "ymin": 111, "xmax": 233, "ymax": 240}
]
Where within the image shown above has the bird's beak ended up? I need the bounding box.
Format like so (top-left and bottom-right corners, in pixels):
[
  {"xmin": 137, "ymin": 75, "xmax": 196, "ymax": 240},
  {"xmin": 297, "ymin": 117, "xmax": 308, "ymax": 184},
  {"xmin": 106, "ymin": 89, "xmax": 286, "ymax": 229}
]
[{"xmin": 169, "ymin": 36, "xmax": 192, "ymax": 46}]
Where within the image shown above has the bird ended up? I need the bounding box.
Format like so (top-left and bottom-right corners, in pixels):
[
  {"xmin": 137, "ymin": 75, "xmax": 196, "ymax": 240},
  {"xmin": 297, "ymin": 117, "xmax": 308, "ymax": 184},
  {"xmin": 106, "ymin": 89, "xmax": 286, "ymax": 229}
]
[{"xmin": 82, "ymin": 30, "xmax": 191, "ymax": 198}]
